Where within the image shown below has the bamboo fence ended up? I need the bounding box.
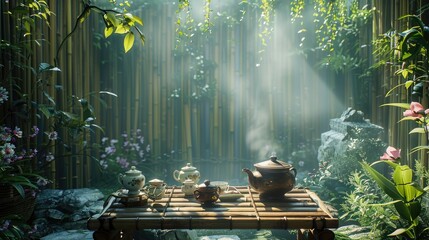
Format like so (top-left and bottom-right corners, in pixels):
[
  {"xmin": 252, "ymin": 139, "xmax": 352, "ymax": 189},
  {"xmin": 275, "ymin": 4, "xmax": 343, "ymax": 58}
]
[{"xmin": 0, "ymin": 0, "xmax": 427, "ymax": 188}]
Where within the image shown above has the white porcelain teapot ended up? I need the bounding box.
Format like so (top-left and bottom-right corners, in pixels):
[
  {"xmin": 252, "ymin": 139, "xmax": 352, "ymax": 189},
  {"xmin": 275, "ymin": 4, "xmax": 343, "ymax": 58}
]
[
  {"xmin": 173, "ymin": 163, "xmax": 200, "ymax": 184},
  {"xmin": 118, "ymin": 166, "xmax": 145, "ymax": 196}
]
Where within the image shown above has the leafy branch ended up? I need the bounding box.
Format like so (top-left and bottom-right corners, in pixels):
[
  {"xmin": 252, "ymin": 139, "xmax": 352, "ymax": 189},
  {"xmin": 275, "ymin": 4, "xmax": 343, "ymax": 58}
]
[{"xmin": 56, "ymin": 2, "xmax": 145, "ymax": 65}]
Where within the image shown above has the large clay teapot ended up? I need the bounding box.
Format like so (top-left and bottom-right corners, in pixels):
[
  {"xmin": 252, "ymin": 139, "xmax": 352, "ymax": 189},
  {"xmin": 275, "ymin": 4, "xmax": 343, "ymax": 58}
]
[
  {"xmin": 243, "ymin": 154, "xmax": 296, "ymax": 199},
  {"xmin": 173, "ymin": 163, "xmax": 200, "ymax": 184}
]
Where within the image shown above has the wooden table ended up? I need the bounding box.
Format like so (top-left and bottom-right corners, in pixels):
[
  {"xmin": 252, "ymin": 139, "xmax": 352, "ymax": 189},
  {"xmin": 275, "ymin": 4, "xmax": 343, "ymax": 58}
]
[{"xmin": 87, "ymin": 186, "xmax": 338, "ymax": 240}]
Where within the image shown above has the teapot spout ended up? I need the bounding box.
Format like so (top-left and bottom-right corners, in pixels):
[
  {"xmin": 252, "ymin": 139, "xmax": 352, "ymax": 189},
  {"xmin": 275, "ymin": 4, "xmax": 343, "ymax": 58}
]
[
  {"xmin": 242, "ymin": 168, "xmax": 258, "ymax": 190},
  {"xmin": 242, "ymin": 168, "xmax": 253, "ymax": 176},
  {"xmin": 242, "ymin": 168, "xmax": 255, "ymax": 180}
]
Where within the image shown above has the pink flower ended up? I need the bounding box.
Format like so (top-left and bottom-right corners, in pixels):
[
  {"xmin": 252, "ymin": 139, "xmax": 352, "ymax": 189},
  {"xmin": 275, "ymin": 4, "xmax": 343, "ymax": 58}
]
[
  {"xmin": 12, "ymin": 127, "xmax": 22, "ymax": 138},
  {"xmin": 380, "ymin": 146, "xmax": 401, "ymax": 160},
  {"xmin": 403, "ymin": 102, "xmax": 429, "ymax": 118}
]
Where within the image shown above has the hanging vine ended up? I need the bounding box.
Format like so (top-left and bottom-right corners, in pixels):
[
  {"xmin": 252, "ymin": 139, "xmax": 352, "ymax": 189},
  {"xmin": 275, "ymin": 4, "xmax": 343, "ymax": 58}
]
[
  {"xmin": 172, "ymin": 0, "xmax": 217, "ymax": 102},
  {"xmin": 171, "ymin": 0, "xmax": 278, "ymax": 101},
  {"xmin": 175, "ymin": 0, "xmax": 213, "ymax": 47},
  {"xmin": 290, "ymin": 0, "xmax": 374, "ymax": 73},
  {"xmin": 258, "ymin": 0, "xmax": 275, "ymax": 48}
]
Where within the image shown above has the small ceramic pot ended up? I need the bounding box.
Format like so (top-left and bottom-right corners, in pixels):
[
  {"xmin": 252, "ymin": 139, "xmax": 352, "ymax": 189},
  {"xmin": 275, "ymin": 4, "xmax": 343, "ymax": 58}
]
[
  {"xmin": 194, "ymin": 180, "xmax": 220, "ymax": 204},
  {"xmin": 181, "ymin": 179, "xmax": 197, "ymax": 196},
  {"xmin": 145, "ymin": 178, "xmax": 166, "ymax": 200},
  {"xmin": 118, "ymin": 166, "xmax": 145, "ymax": 196}
]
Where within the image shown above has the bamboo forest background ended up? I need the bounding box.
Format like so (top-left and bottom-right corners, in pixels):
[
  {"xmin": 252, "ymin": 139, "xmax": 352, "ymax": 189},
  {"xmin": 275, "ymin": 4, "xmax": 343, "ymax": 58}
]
[{"xmin": 1, "ymin": 0, "xmax": 427, "ymax": 189}]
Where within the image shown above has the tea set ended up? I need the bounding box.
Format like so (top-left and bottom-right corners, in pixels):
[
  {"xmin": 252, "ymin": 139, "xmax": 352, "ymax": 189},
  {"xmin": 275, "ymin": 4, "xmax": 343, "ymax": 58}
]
[{"xmin": 118, "ymin": 153, "xmax": 296, "ymax": 205}]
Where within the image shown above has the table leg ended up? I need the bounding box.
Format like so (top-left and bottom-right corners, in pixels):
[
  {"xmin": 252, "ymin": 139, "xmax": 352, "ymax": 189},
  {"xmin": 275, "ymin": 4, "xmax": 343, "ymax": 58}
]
[
  {"xmin": 297, "ymin": 229, "xmax": 313, "ymax": 240},
  {"xmin": 297, "ymin": 229, "xmax": 335, "ymax": 240},
  {"xmin": 315, "ymin": 229, "xmax": 335, "ymax": 240},
  {"xmin": 121, "ymin": 230, "xmax": 134, "ymax": 240},
  {"xmin": 93, "ymin": 229, "xmax": 135, "ymax": 240},
  {"xmin": 93, "ymin": 229, "xmax": 122, "ymax": 240}
]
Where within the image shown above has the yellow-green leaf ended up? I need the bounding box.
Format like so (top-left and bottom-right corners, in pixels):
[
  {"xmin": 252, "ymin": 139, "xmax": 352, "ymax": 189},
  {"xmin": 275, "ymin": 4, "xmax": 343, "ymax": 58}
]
[
  {"xmin": 410, "ymin": 145, "xmax": 429, "ymax": 154},
  {"xmin": 405, "ymin": 80, "xmax": 414, "ymax": 89},
  {"xmin": 401, "ymin": 69, "xmax": 408, "ymax": 79},
  {"xmin": 132, "ymin": 16, "xmax": 144, "ymax": 26},
  {"xmin": 384, "ymin": 83, "xmax": 406, "ymax": 97},
  {"xmin": 409, "ymin": 127, "xmax": 426, "ymax": 134},
  {"xmin": 30, "ymin": 2, "xmax": 40, "ymax": 10},
  {"xmin": 124, "ymin": 13, "xmax": 133, "ymax": 19},
  {"xmin": 104, "ymin": 26, "xmax": 114, "ymax": 38},
  {"xmin": 361, "ymin": 162, "xmax": 404, "ymax": 201},
  {"xmin": 115, "ymin": 24, "xmax": 129, "ymax": 34},
  {"xmin": 388, "ymin": 228, "xmax": 409, "ymax": 237},
  {"xmin": 380, "ymin": 103, "xmax": 411, "ymax": 109},
  {"xmin": 105, "ymin": 12, "xmax": 118, "ymax": 27},
  {"xmin": 393, "ymin": 165, "xmax": 413, "ymax": 200},
  {"xmin": 124, "ymin": 32, "xmax": 135, "ymax": 53},
  {"xmin": 24, "ymin": 21, "xmax": 31, "ymax": 34},
  {"xmin": 398, "ymin": 116, "xmax": 421, "ymax": 123}
]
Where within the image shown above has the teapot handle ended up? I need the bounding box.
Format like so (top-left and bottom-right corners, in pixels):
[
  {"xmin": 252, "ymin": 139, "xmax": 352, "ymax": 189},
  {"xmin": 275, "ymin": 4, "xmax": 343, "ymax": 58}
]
[
  {"xmin": 194, "ymin": 190, "xmax": 200, "ymax": 199},
  {"xmin": 173, "ymin": 170, "xmax": 180, "ymax": 182},
  {"xmin": 118, "ymin": 173, "xmax": 124, "ymax": 186},
  {"xmin": 291, "ymin": 167, "xmax": 297, "ymax": 176},
  {"xmin": 141, "ymin": 185, "xmax": 148, "ymax": 194}
]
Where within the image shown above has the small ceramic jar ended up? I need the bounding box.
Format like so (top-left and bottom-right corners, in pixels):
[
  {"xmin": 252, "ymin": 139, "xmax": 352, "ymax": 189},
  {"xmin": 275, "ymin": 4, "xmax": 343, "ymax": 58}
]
[
  {"xmin": 194, "ymin": 180, "xmax": 220, "ymax": 204},
  {"xmin": 145, "ymin": 178, "xmax": 166, "ymax": 200},
  {"xmin": 118, "ymin": 166, "xmax": 145, "ymax": 196},
  {"xmin": 173, "ymin": 163, "xmax": 200, "ymax": 184},
  {"xmin": 181, "ymin": 179, "xmax": 197, "ymax": 196}
]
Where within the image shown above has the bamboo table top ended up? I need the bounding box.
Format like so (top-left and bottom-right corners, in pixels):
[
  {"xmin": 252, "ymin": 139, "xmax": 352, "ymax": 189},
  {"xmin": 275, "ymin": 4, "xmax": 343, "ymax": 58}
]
[{"xmin": 87, "ymin": 186, "xmax": 338, "ymax": 231}]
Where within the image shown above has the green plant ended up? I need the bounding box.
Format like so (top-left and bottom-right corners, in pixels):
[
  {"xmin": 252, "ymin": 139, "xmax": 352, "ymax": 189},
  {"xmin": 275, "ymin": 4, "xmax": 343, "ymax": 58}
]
[
  {"xmin": 301, "ymin": 160, "xmax": 348, "ymax": 210},
  {"xmin": 1, "ymin": 0, "xmax": 142, "ymax": 237},
  {"xmin": 361, "ymin": 158, "xmax": 428, "ymax": 239},
  {"xmin": 367, "ymin": 11, "xmax": 429, "ymax": 239},
  {"xmin": 0, "ymin": 125, "xmax": 46, "ymax": 197},
  {"xmin": 341, "ymin": 171, "xmax": 396, "ymax": 238},
  {"xmin": 0, "ymin": 218, "xmax": 27, "ymax": 240},
  {"xmin": 374, "ymin": 14, "xmax": 428, "ymax": 101}
]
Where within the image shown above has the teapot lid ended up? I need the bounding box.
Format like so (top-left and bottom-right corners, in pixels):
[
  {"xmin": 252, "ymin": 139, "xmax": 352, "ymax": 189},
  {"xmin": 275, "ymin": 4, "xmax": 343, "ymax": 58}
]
[
  {"xmin": 149, "ymin": 178, "xmax": 163, "ymax": 185},
  {"xmin": 183, "ymin": 179, "xmax": 195, "ymax": 185},
  {"xmin": 125, "ymin": 166, "xmax": 142, "ymax": 176},
  {"xmin": 181, "ymin": 163, "xmax": 197, "ymax": 172},
  {"xmin": 254, "ymin": 154, "xmax": 292, "ymax": 170},
  {"xmin": 198, "ymin": 180, "xmax": 217, "ymax": 190}
]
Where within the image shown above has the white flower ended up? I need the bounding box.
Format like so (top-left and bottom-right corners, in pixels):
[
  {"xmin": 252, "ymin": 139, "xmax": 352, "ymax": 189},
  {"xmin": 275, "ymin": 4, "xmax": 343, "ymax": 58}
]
[
  {"xmin": 0, "ymin": 87, "xmax": 9, "ymax": 104},
  {"xmin": 45, "ymin": 153, "xmax": 55, "ymax": 162},
  {"xmin": 47, "ymin": 131, "xmax": 58, "ymax": 140},
  {"xmin": 1, "ymin": 143, "xmax": 15, "ymax": 158}
]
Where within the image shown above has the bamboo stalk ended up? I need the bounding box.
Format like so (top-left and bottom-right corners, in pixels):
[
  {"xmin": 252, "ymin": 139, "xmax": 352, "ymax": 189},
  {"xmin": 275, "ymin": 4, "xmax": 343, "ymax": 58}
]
[{"xmin": 184, "ymin": 104, "xmax": 192, "ymax": 162}]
